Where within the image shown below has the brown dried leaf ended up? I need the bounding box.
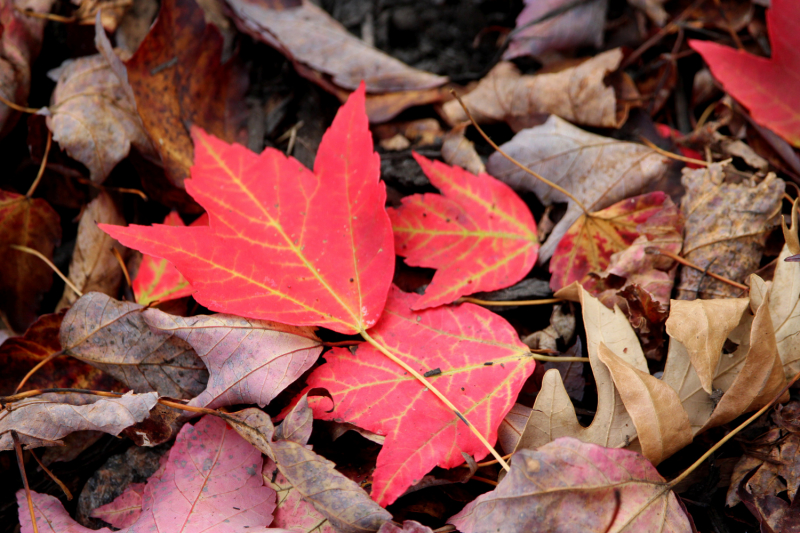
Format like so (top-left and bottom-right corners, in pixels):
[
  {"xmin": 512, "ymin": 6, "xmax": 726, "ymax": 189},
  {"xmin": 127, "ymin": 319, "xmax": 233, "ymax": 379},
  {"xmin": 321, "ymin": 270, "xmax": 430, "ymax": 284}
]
[
  {"xmin": 441, "ymin": 123, "xmax": 485, "ymax": 176},
  {"xmin": 665, "ymin": 298, "xmax": 749, "ymax": 394},
  {"xmin": 487, "ymin": 115, "xmax": 669, "ymax": 262},
  {"xmin": 60, "ymin": 292, "xmax": 207, "ymax": 399},
  {"xmin": 0, "ymin": 190, "xmax": 61, "ymax": 331},
  {"xmin": 449, "ymin": 438, "xmax": 695, "ymax": 533},
  {"xmin": 0, "ymin": 391, "xmax": 158, "ymax": 450},
  {"xmin": 378, "ymin": 522, "xmax": 434, "ymax": 533},
  {"xmin": 125, "ymin": 0, "xmax": 249, "ymax": 187},
  {"xmin": 56, "ymin": 192, "xmax": 127, "ymax": 310},
  {"xmin": 628, "ymin": 0, "xmax": 668, "ymax": 26},
  {"xmin": 0, "ymin": 311, "xmax": 122, "ymax": 396},
  {"xmin": 677, "ymin": 163, "xmax": 784, "ymax": 299},
  {"xmin": 596, "ymin": 342, "xmax": 692, "ymax": 465},
  {"xmin": 142, "ymin": 311, "xmax": 322, "ymax": 409},
  {"xmin": 443, "ymin": 50, "xmax": 625, "ymax": 130}
]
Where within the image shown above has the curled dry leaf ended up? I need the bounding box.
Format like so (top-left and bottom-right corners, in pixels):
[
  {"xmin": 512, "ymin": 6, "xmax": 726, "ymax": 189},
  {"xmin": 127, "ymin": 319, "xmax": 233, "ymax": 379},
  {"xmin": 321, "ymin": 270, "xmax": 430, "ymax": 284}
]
[
  {"xmin": 18, "ymin": 415, "xmax": 278, "ymax": 533},
  {"xmin": 441, "ymin": 123, "xmax": 485, "ymax": 176},
  {"xmin": 665, "ymin": 298, "xmax": 749, "ymax": 394},
  {"xmin": 677, "ymin": 162, "xmax": 784, "ymax": 299},
  {"xmin": 487, "ymin": 115, "xmax": 669, "ymax": 262},
  {"xmin": 449, "ymin": 437, "xmax": 694, "ymax": 533},
  {"xmin": 142, "ymin": 311, "xmax": 323, "ymax": 409},
  {"xmin": 303, "ymin": 287, "xmax": 536, "ymax": 506},
  {"xmin": 91, "ymin": 483, "xmax": 145, "ymax": 529},
  {"xmin": 628, "ymin": 0, "xmax": 668, "ymax": 26},
  {"xmin": 125, "ymin": 0, "xmax": 249, "ymax": 187},
  {"xmin": 443, "ymin": 49, "xmax": 626, "ymax": 130},
  {"xmin": 0, "ymin": 190, "xmax": 61, "ymax": 331},
  {"xmin": 389, "ymin": 153, "xmax": 538, "ymax": 309},
  {"xmin": 60, "ymin": 292, "xmax": 207, "ymax": 399},
  {"xmin": 378, "ymin": 521, "xmax": 434, "ymax": 533},
  {"xmin": 504, "ymin": 0, "xmax": 607, "ymax": 60},
  {"xmin": 0, "ymin": 311, "xmax": 122, "ymax": 396},
  {"xmin": 46, "ymin": 18, "xmax": 154, "ymax": 183},
  {"xmin": 0, "ymin": 391, "xmax": 157, "ymax": 450},
  {"xmin": 56, "ymin": 192, "xmax": 127, "ymax": 310}
]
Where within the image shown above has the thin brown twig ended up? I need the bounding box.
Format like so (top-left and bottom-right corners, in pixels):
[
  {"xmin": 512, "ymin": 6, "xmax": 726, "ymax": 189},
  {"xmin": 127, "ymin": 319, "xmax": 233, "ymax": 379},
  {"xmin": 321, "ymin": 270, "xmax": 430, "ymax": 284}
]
[
  {"xmin": 448, "ymin": 90, "xmax": 590, "ymax": 215},
  {"xmin": 29, "ymin": 449, "xmax": 73, "ymax": 500},
  {"xmin": 640, "ymin": 136, "xmax": 710, "ymax": 167},
  {"xmin": 9, "ymin": 245, "xmax": 82, "ymax": 297},
  {"xmin": 646, "ymin": 248, "xmax": 749, "ymax": 290},
  {"xmin": 14, "ymin": 7, "xmax": 75, "ymax": 22},
  {"xmin": 26, "ymin": 131, "xmax": 52, "ymax": 198},
  {"xmin": 471, "ymin": 475, "xmax": 498, "ymax": 486},
  {"xmin": 15, "ymin": 351, "xmax": 63, "ymax": 393},
  {"xmin": 112, "ymin": 248, "xmax": 132, "ymax": 288},
  {"xmin": 459, "ymin": 297, "xmax": 563, "ymax": 306},
  {"xmin": 476, "ymin": 453, "xmax": 513, "ymax": 468},
  {"xmin": 0, "ymin": 91, "xmax": 42, "ymax": 114},
  {"xmin": 12, "ymin": 431, "xmax": 40, "ymax": 533},
  {"xmin": 622, "ymin": 0, "xmax": 707, "ymax": 68}
]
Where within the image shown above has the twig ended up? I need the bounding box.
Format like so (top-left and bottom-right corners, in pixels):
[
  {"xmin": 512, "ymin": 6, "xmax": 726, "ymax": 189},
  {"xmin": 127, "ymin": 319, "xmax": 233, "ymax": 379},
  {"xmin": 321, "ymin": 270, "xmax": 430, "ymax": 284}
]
[
  {"xmin": 26, "ymin": 131, "xmax": 52, "ymax": 198},
  {"xmin": 112, "ymin": 248, "xmax": 132, "ymax": 288},
  {"xmin": 14, "ymin": 7, "xmax": 75, "ymax": 22},
  {"xmin": 470, "ymin": 475, "xmax": 498, "ymax": 486},
  {"xmin": 15, "ymin": 351, "xmax": 63, "ymax": 393},
  {"xmin": 476, "ymin": 453, "xmax": 512, "ymax": 468},
  {"xmin": 459, "ymin": 297, "xmax": 563, "ymax": 306},
  {"xmin": 12, "ymin": 431, "xmax": 39, "ymax": 533},
  {"xmin": 9, "ymin": 245, "xmax": 83, "ymax": 297},
  {"xmin": 645, "ymin": 248, "xmax": 749, "ymax": 291},
  {"xmin": 640, "ymin": 136, "xmax": 710, "ymax": 167},
  {"xmin": 622, "ymin": 0, "xmax": 707, "ymax": 68},
  {"xmin": 0, "ymin": 91, "xmax": 42, "ymax": 114},
  {"xmin": 29, "ymin": 448, "xmax": 73, "ymax": 500}
]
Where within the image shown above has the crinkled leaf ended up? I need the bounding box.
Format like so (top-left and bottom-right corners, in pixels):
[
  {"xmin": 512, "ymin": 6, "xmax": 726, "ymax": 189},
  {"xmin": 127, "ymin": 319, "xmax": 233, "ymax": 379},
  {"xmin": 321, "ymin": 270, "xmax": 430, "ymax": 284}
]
[
  {"xmin": 0, "ymin": 392, "xmax": 158, "ymax": 450},
  {"xmin": 389, "ymin": 153, "xmax": 538, "ymax": 309},
  {"xmin": 449, "ymin": 438, "xmax": 695, "ymax": 533},
  {"xmin": 60, "ymin": 292, "xmax": 207, "ymax": 399},
  {"xmin": 101, "ymin": 85, "xmax": 394, "ymax": 334},
  {"xmin": 142, "ymin": 311, "xmax": 322, "ymax": 409},
  {"xmin": 303, "ymin": 286, "xmax": 536, "ymax": 506}
]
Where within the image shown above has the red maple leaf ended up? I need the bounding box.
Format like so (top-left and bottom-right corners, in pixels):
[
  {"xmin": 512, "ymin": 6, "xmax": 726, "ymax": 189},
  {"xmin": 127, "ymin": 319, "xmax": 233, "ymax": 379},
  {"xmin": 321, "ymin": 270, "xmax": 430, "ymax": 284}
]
[
  {"xmin": 101, "ymin": 84, "xmax": 394, "ymax": 334},
  {"xmin": 132, "ymin": 212, "xmax": 208, "ymax": 305},
  {"xmin": 690, "ymin": 0, "xmax": 800, "ymax": 146},
  {"xmin": 303, "ymin": 286, "xmax": 536, "ymax": 506},
  {"xmin": 389, "ymin": 154, "xmax": 538, "ymax": 309}
]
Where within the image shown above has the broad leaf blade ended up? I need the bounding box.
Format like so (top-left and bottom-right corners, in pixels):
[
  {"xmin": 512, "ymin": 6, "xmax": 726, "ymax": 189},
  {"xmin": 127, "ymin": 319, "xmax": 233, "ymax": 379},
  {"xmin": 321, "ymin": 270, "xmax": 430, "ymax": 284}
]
[
  {"xmin": 101, "ymin": 85, "xmax": 394, "ymax": 334},
  {"xmin": 304, "ymin": 286, "xmax": 536, "ymax": 506},
  {"xmin": 390, "ymin": 153, "xmax": 538, "ymax": 309}
]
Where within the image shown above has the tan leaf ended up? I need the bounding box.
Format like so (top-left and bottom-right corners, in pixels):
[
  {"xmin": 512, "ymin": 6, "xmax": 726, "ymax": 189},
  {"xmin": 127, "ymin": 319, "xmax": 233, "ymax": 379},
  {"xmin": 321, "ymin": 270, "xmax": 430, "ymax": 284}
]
[
  {"xmin": 596, "ymin": 342, "xmax": 692, "ymax": 465},
  {"xmin": 763, "ymin": 222, "xmax": 800, "ymax": 376},
  {"xmin": 56, "ymin": 192, "xmax": 127, "ymax": 310},
  {"xmin": 665, "ymin": 298, "xmax": 749, "ymax": 394},
  {"xmin": 0, "ymin": 391, "xmax": 157, "ymax": 450},
  {"xmin": 487, "ymin": 115, "xmax": 669, "ymax": 262},
  {"xmin": 677, "ymin": 162, "xmax": 784, "ymax": 299},
  {"xmin": 443, "ymin": 49, "xmax": 625, "ymax": 130},
  {"xmin": 441, "ymin": 123, "xmax": 485, "ymax": 176},
  {"xmin": 60, "ymin": 292, "xmax": 207, "ymax": 399}
]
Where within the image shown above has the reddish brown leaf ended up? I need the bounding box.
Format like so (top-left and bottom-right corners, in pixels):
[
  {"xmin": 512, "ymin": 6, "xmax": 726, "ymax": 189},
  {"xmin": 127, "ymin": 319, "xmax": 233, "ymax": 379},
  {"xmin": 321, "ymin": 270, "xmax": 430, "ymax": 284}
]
[
  {"xmin": 690, "ymin": 0, "xmax": 800, "ymax": 146},
  {"xmin": 101, "ymin": 86, "xmax": 394, "ymax": 335},
  {"xmin": 0, "ymin": 190, "xmax": 61, "ymax": 331},
  {"xmin": 124, "ymin": 0, "xmax": 249, "ymax": 187},
  {"xmin": 302, "ymin": 286, "xmax": 536, "ymax": 506},
  {"xmin": 389, "ymin": 153, "xmax": 538, "ymax": 309},
  {"xmin": 449, "ymin": 437, "xmax": 695, "ymax": 533}
]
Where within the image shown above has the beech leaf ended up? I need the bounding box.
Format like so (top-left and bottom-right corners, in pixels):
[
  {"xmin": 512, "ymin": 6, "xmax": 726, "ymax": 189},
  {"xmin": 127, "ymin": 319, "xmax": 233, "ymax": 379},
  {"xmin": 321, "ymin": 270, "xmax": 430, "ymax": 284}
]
[
  {"xmin": 690, "ymin": 0, "xmax": 800, "ymax": 146},
  {"xmin": 18, "ymin": 415, "xmax": 279, "ymax": 533},
  {"xmin": 0, "ymin": 392, "xmax": 157, "ymax": 450},
  {"xmin": 302, "ymin": 286, "xmax": 536, "ymax": 506},
  {"xmin": 389, "ymin": 153, "xmax": 538, "ymax": 309},
  {"xmin": 449, "ymin": 437, "xmax": 694, "ymax": 533},
  {"xmin": 142, "ymin": 311, "xmax": 323, "ymax": 409},
  {"xmin": 100, "ymin": 84, "xmax": 394, "ymax": 335},
  {"xmin": 486, "ymin": 115, "xmax": 669, "ymax": 262}
]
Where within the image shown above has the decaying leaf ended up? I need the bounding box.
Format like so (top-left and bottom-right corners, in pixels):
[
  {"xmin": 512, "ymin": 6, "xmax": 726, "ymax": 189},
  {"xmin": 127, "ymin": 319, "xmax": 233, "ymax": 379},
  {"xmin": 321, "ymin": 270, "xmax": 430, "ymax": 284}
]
[
  {"xmin": 443, "ymin": 49, "xmax": 626, "ymax": 130},
  {"xmin": 125, "ymin": 0, "xmax": 249, "ymax": 187},
  {"xmin": 19, "ymin": 415, "xmax": 278, "ymax": 533},
  {"xmin": 504, "ymin": 0, "xmax": 608, "ymax": 60},
  {"xmin": 665, "ymin": 298, "xmax": 750, "ymax": 394},
  {"xmin": 441, "ymin": 123, "xmax": 485, "ymax": 176},
  {"xmin": 628, "ymin": 0, "xmax": 668, "ymax": 26},
  {"xmin": 102, "ymin": 86, "xmax": 394, "ymax": 335},
  {"xmin": 142, "ymin": 311, "xmax": 322, "ymax": 409},
  {"xmin": 0, "ymin": 190, "xmax": 61, "ymax": 331},
  {"xmin": 303, "ymin": 287, "xmax": 536, "ymax": 506},
  {"xmin": 0, "ymin": 392, "xmax": 157, "ymax": 450},
  {"xmin": 60, "ymin": 292, "xmax": 207, "ymax": 399},
  {"xmin": 90, "ymin": 483, "xmax": 145, "ymax": 529},
  {"xmin": 389, "ymin": 153, "xmax": 538, "ymax": 309},
  {"xmin": 56, "ymin": 192, "xmax": 127, "ymax": 310},
  {"xmin": 449, "ymin": 437, "xmax": 694, "ymax": 533},
  {"xmin": 677, "ymin": 162, "xmax": 783, "ymax": 299},
  {"xmin": 487, "ymin": 115, "xmax": 669, "ymax": 262}
]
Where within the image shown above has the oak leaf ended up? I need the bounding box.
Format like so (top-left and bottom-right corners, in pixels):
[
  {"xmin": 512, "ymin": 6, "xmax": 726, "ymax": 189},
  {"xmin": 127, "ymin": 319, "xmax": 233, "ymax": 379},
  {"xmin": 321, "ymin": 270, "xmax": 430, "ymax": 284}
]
[
  {"xmin": 0, "ymin": 190, "xmax": 61, "ymax": 331},
  {"xmin": 18, "ymin": 415, "xmax": 279, "ymax": 533},
  {"xmin": 449, "ymin": 437, "xmax": 694, "ymax": 533},
  {"xmin": 0, "ymin": 392, "xmax": 157, "ymax": 450},
  {"xmin": 101, "ymin": 85, "xmax": 394, "ymax": 335},
  {"xmin": 301, "ymin": 286, "xmax": 536, "ymax": 506},
  {"xmin": 690, "ymin": 0, "xmax": 800, "ymax": 146},
  {"xmin": 389, "ymin": 153, "xmax": 538, "ymax": 309},
  {"xmin": 486, "ymin": 115, "xmax": 669, "ymax": 262}
]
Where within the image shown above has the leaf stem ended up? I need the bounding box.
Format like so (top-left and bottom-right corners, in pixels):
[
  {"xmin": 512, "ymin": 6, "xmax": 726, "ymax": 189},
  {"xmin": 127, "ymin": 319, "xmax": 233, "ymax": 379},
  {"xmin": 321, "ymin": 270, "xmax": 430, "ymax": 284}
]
[
  {"xmin": 668, "ymin": 368, "xmax": 800, "ymax": 489},
  {"xmin": 459, "ymin": 297, "xmax": 562, "ymax": 306},
  {"xmin": 12, "ymin": 431, "xmax": 39, "ymax": 533},
  {"xmin": 639, "ymin": 136, "xmax": 710, "ymax": 167},
  {"xmin": 26, "ymin": 130, "xmax": 52, "ymax": 198},
  {"xmin": 448, "ymin": 89, "xmax": 590, "ymax": 215},
  {"xmin": 645, "ymin": 248, "xmax": 749, "ymax": 291},
  {"xmin": 359, "ymin": 328, "xmax": 511, "ymax": 472},
  {"xmin": 0, "ymin": 91, "xmax": 42, "ymax": 114},
  {"xmin": 15, "ymin": 350, "xmax": 63, "ymax": 393},
  {"xmin": 29, "ymin": 448, "xmax": 73, "ymax": 500},
  {"xmin": 9, "ymin": 245, "xmax": 82, "ymax": 297}
]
